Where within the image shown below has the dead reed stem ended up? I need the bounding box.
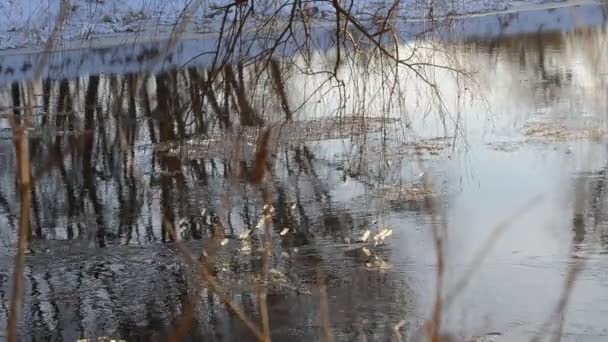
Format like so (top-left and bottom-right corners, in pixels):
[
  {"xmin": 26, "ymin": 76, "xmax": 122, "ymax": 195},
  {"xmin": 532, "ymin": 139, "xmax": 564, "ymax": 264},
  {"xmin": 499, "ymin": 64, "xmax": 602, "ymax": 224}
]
[
  {"xmin": 34, "ymin": 0, "xmax": 73, "ymax": 80},
  {"xmin": 170, "ymin": 219, "xmax": 227, "ymax": 340},
  {"xmin": 317, "ymin": 270, "xmax": 335, "ymax": 342},
  {"xmin": 259, "ymin": 201, "xmax": 273, "ymax": 342},
  {"xmin": 163, "ymin": 217, "xmax": 265, "ymax": 341},
  {"xmin": 7, "ymin": 84, "xmax": 34, "ymax": 342},
  {"xmin": 7, "ymin": 3, "xmax": 73, "ymax": 337},
  {"xmin": 530, "ymin": 251, "xmax": 585, "ymax": 342},
  {"xmin": 169, "ymin": 279, "xmax": 205, "ymax": 342},
  {"xmin": 550, "ymin": 260, "xmax": 583, "ymax": 342},
  {"xmin": 421, "ymin": 173, "xmax": 446, "ymax": 342},
  {"xmin": 444, "ymin": 196, "xmax": 542, "ymax": 309}
]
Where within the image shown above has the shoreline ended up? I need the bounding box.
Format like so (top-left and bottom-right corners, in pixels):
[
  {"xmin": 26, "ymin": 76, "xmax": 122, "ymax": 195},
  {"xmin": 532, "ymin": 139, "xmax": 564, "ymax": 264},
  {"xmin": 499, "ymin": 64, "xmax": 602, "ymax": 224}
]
[
  {"xmin": 0, "ymin": 0, "xmax": 605, "ymax": 85},
  {"xmin": 0, "ymin": 0, "xmax": 604, "ymax": 55}
]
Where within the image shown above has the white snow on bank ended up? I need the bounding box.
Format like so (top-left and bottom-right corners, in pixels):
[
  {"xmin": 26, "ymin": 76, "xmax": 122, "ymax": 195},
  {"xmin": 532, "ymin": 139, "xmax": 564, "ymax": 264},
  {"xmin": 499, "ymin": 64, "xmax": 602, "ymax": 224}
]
[
  {"xmin": 0, "ymin": 0, "xmax": 561, "ymax": 50},
  {"xmin": 0, "ymin": 0, "xmax": 199, "ymax": 49}
]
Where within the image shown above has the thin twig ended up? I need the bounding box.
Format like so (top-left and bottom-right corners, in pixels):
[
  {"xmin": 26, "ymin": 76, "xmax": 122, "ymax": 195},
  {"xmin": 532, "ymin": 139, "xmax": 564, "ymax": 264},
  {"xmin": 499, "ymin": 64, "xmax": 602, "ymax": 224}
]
[{"xmin": 163, "ymin": 217, "xmax": 266, "ymax": 341}]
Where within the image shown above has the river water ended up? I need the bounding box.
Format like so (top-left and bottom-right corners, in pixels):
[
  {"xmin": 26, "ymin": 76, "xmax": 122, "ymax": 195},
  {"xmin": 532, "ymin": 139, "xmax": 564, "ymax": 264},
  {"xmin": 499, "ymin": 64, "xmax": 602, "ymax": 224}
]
[{"xmin": 1, "ymin": 8, "xmax": 608, "ymax": 342}]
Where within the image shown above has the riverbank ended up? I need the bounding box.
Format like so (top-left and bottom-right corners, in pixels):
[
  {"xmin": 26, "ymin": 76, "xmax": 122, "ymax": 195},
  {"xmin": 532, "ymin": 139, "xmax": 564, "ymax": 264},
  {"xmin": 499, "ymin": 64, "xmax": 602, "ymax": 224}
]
[
  {"xmin": 0, "ymin": 0, "xmax": 519, "ymax": 50},
  {"xmin": 0, "ymin": 0, "xmax": 605, "ymax": 85}
]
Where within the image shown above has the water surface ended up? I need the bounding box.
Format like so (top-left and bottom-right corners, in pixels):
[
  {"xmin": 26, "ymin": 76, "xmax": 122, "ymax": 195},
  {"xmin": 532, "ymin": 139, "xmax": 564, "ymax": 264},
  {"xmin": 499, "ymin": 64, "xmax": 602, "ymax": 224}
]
[{"xmin": 1, "ymin": 18, "xmax": 608, "ymax": 342}]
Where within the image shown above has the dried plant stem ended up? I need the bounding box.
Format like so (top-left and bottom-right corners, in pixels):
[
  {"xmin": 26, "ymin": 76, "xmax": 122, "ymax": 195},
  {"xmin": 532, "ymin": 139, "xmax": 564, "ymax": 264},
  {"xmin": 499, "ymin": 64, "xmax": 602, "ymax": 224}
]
[
  {"xmin": 444, "ymin": 196, "xmax": 541, "ymax": 309},
  {"xmin": 259, "ymin": 203, "xmax": 272, "ymax": 342},
  {"xmin": 551, "ymin": 260, "xmax": 583, "ymax": 342},
  {"xmin": 317, "ymin": 270, "xmax": 334, "ymax": 342},
  {"xmin": 530, "ymin": 255, "xmax": 585, "ymax": 342},
  {"xmin": 7, "ymin": 84, "xmax": 34, "ymax": 342},
  {"xmin": 170, "ymin": 221, "xmax": 226, "ymax": 341},
  {"xmin": 429, "ymin": 225, "xmax": 445, "ymax": 342},
  {"xmin": 7, "ymin": 2, "xmax": 73, "ymax": 338},
  {"xmin": 34, "ymin": 0, "xmax": 73, "ymax": 80},
  {"xmin": 169, "ymin": 242, "xmax": 208, "ymax": 342},
  {"xmin": 163, "ymin": 217, "xmax": 265, "ymax": 341},
  {"xmin": 421, "ymin": 174, "xmax": 446, "ymax": 342},
  {"xmin": 169, "ymin": 279, "xmax": 205, "ymax": 342}
]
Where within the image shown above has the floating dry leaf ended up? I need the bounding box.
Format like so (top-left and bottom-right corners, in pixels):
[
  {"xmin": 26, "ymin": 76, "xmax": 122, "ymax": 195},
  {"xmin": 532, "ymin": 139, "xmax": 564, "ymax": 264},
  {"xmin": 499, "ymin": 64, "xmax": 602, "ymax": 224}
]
[
  {"xmin": 393, "ymin": 320, "xmax": 406, "ymax": 331},
  {"xmin": 366, "ymin": 257, "xmax": 393, "ymax": 270},
  {"xmin": 239, "ymin": 229, "xmax": 251, "ymax": 240},
  {"xmin": 466, "ymin": 332, "xmax": 502, "ymax": 342},
  {"xmin": 523, "ymin": 121, "xmax": 608, "ymax": 142},
  {"xmin": 383, "ymin": 229, "xmax": 393, "ymax": 239},
  {"xmin": 240, "ymin": 241, "xmax": 252, "ymax": 253},
  {"xmin": 374, "ymin": 228, "xmax": 393, "ymax": 241},
  {"xmin": 269, "ymin": 268, "xmax": 289, "ymax": 285},
  {"xmin": 360, "ymin": 230, "xmax": 371, "ymax": 242},
  {"xmin": 255, "ymin": 216, "xmax": 265, "ymax": 229},
  {"xmin": 377, "ymin": 183, "xmax": 437, "ymax": 202}
]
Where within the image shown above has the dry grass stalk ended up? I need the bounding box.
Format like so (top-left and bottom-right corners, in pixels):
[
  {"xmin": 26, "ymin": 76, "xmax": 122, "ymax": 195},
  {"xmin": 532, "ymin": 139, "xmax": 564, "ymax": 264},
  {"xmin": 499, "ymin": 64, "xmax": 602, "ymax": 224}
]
[
  {"xmin": 108, "ymin": 75, "xmax": 273, "ymax": 340},
  {"xmin": 550, "ymin": 260, "xmax": 584, "ymax": 342},
  {"xmin": 317, "ymin": 269, "xmax": 335, "ymax": 342},
  {"xmin": 34, "ymin": 0, "xmax": 73, "ymax": 80},
  {"xmin": 530, "ymin": 253, "xmax": 585, "ymax": 342},
  {"xmin": 163, "ymin": 217, "xmax": 266, "ymax": 341},
  {"xmin": 7, "ymin": 0, "xmax": 71, "ymax": 326},
  {"xmin": 444, "ymin": 196, "xmax": 542, "ymax": 308},
  {"xmin": 420, "ymin": 174, "xmax": 447, "ymax": 342},
  {"xmin": 169, "ymin": 220, "xmax": 226, "ymax": 342},
  {"xmin": 7, "ymin": 2, "xmax": 74, "ymax": 338},
  {"xmin": 168, "ymin": 279, "xmax": 206, "ymax": 342},
  {"xmin": 0, "ymin": 1, "xmax": 463, "ymax": 340},
  {"xmin": 258, "ymin": 204, "xmax": 273, "ymax": 342},
  {"xmin": 7, "ymin": 84, "xmax": 34, "ymax": 342},
  {"xmin": 112, "ymin": 103, "xmax": 265, "ymax": 340}
]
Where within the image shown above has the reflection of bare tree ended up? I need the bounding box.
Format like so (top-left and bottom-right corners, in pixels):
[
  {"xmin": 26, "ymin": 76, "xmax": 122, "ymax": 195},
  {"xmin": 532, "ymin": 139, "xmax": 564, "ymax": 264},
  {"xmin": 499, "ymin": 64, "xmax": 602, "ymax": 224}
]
[
  {"xmin": 476, "ymin": 29, "xmax": 607, "ymax": 108},
  {"xmin": 0, "ymin": 3, "xmax": 470, "ymax": 336},
  {"xmin": 81, "ymin": 76, "xmax": 106, "ymax": 247},
  {"xmin": 0, "ymin": 75, "xmax": 421, "ymax": 340},
  {"xmin": 0, "ymin": 191, "xmax": 16, "ymax": 231}
]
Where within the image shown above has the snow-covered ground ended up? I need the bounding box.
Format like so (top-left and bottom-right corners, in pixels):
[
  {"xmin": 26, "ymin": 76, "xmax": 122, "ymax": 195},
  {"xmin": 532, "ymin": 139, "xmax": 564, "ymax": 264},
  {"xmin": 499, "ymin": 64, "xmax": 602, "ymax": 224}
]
[
  {"xmin": 0, "ymin": 0, "xmax": 604, "ymax": 85},
  {"xmin": 0, "ymin": 0, "xmax": 568, "ymax": 50}
]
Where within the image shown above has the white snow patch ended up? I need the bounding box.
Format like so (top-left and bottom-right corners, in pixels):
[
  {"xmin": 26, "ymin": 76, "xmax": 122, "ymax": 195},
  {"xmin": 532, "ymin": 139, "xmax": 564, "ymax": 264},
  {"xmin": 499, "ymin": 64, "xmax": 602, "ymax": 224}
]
[{"xmin": 0, "ymin": 0, "xmax": 566, "ymax": 50}]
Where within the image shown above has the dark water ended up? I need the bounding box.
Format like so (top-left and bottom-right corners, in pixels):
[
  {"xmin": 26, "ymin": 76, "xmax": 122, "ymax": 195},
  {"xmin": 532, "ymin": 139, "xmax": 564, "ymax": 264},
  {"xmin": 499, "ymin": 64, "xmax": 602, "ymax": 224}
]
[{"xmin": 1, "ymin": 19, "xmax": 608, "ymax": 342}]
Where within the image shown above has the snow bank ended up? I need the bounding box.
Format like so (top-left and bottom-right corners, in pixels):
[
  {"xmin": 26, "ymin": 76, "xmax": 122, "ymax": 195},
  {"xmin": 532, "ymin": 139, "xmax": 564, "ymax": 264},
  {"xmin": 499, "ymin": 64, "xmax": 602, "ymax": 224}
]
[
  {"xmin": 0, "ymin": 0, "xmax": 604, "ymax": 86},
  {"xmin": 0, "ymin": 0, "xmax": 528, "ymax": 50},
  {"xmin": 0, "ymin": 0, "xmax": 196, "ymax": 49}
]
